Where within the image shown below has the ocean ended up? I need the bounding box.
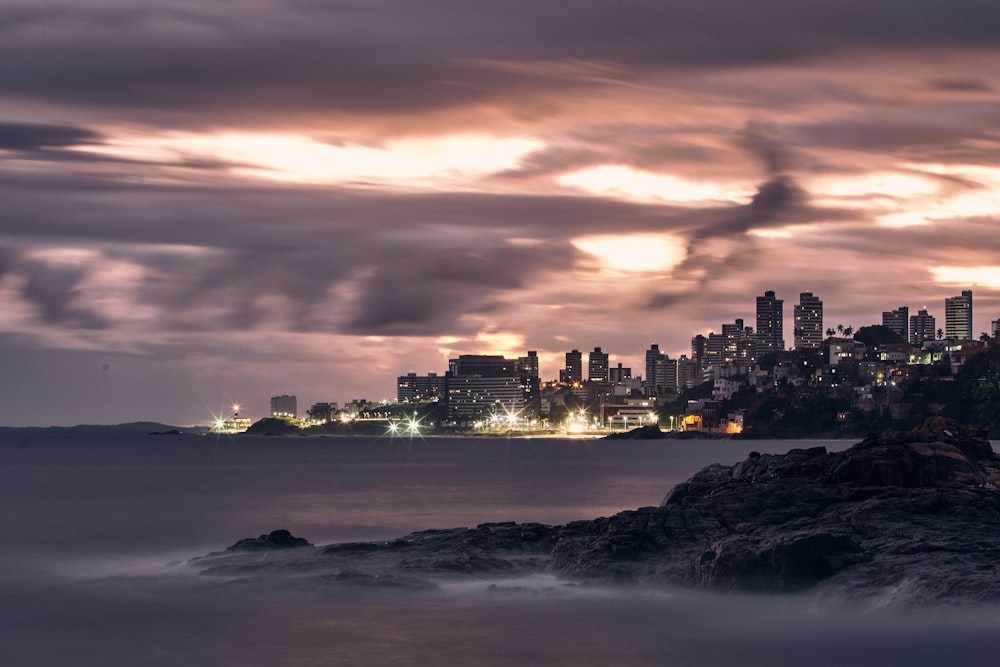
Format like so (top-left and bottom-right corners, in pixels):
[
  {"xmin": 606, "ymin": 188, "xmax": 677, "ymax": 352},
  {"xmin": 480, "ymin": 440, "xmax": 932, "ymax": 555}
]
[{"xmin": 1, "ymin": 432, "xmax": 997, "ymax": 666}]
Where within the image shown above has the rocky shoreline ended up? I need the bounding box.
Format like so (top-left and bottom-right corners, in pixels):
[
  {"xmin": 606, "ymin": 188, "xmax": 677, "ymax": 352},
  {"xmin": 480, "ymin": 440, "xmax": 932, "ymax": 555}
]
[{"xmin": 193, "ymin": 418, "xmax": 1000, "ymax": 606}]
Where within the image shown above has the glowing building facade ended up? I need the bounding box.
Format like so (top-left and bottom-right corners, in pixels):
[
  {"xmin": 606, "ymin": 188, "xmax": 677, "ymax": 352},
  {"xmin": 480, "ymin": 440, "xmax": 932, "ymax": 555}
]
[
  {"xmin": 793, "ymin": 292, "xmax": 823, "ymax": 349},
  {"xmin": 945, "ymin": 290, "xmax": 973, "ymax": 340},
  {"xmin": 910, "ymin": 308, "xmax": 936, "ymax": 345},
  {"xmin": 755, "ymin": 290, "xmax": 784, "ymax": 354}
]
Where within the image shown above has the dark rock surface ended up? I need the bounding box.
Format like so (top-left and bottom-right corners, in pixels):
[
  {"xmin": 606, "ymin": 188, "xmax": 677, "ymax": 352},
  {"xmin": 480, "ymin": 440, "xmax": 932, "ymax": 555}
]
[
  {"xmin": 193, "ymin": 418, "xmax": 1000, "ymax": 605},
  {"xmin": 226, "ymin": 529, "xmax": 313, "ymax": 551}
]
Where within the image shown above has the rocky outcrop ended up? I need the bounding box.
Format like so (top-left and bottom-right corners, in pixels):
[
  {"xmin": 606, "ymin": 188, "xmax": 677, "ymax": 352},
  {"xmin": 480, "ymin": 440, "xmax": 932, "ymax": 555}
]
[
  {"xmin": 553, "ymin": 418, "xmax": 1000, "ymax": 600},
  {"xmin": 226, "ymin": 529, "xmax": 313, "ymax": 551},
  {"xmin": 194, "ymin": 419, "xmax": 1000, "ymax": 605}
]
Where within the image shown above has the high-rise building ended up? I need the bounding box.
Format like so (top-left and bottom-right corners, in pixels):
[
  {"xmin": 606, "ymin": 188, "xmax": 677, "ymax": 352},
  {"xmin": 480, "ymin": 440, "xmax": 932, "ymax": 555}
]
[
  {"xmin": 677, "ymin": 355, "xmax": 700, "ymax": 390},
  {"xmin": 449, "ymin": 355, "xmax": 518, "ymax": 377},
  {"xmin": 704, "ymin": 332, "xmax": 724, "ymax": 368},
  {"xmin": 445, "ymin": 376, "xmax": 525, "ymax": 421},
  {"xmin": 588, "ymin": 347, "xmax": 610, "ymax": 382},
  {"xmin": 882, "ymin": 306, "xmax": 909, "ymax": 342},
  {"xmin": 518, "ymin": 350, "xmax": 541, "ymax": 416},
  {"xmin": 561, "ymin": 349, "xmax": 583, "ymax": 384},
  {"xmin": 793, "ymin": 292, "xmax": 823, "ymax": 349},
  {"xmin": 721, "ymin": 319, "xmax": 755, "ymax": 365},
  {"xmin": 270, "ymin": 394, "xmax": 297, "ymax": 418},
  {"xmin": 992, "ymin": 319, "xmax": 1000, "ymax": 338},
  {"xmin": 945, "ymin": 290, "xmax": 973, "ymax": 340},
  {"xmin": 608, "ymin": 363, "xmax": 632, "ymax": 384},
  {"xmin": 644, "ymin": 344, "xmax": 676, "ymax": 396},
  {"xmin": 443, "ymin": 353, "xmax": 530, "ymax": 422},
  {"xmin": 910, "ymin": 308, "xmax": 936, "ymax": 345},
  {"xmin": 662, "ymin": 356, "xmax": 678, "ymax": 394},
  {"xmin": 518, "ymin": 350, "xmax": 539, "ymax": 381},
  {"xmin": 755, "ymin": 290, "xmax": 784, "ymax": 354},
  {"xmin": 397, "ymin": 373, "xmax": 444, "ymax": 403},
  {"xmin": 691, "ymin": 334, "xmax": 707, "ymax": 370}
]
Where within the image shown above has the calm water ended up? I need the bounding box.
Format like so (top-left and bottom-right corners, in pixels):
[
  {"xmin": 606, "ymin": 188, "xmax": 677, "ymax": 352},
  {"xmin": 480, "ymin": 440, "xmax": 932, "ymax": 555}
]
[{"xmin": 1, "ymin": 432, "xmax": 997, "ymax": 666}]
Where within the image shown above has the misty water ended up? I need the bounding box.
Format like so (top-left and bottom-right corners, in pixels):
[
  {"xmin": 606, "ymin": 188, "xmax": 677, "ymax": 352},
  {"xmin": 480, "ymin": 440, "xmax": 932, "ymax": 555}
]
[{"xmin": 1, "ymin": 432, "xmax": 997, "ymax": 666}]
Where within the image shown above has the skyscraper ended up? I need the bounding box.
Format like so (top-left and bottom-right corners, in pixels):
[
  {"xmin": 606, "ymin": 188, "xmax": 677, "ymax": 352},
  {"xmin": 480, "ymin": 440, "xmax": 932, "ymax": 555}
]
[
  {"xmin": 690, "ymin": 334, "xmax": 707, "ymax": 370},
  {"xmin": 644, "ymin": 344, "xmax": 676, "ymax": 396},
  {"xmin": 677, "ymin": 355, "xmax": 700, "ymax": 390},
  {"xmin": 449, "ymin": 355, "xmax": 518, "ymax": 377},
  {"xmin": 588, "ymin": 347, "xmax": 610, "ymax": 382},
  {"xmin": 721, "ymin": 318, "xmax": 755, "ymax": 364},
  {"xmin": 910, "ymin": 308, "xmax": 936, "ymax": 345},
  {"xmin": 793, "ymin": 292, "xmax": 823, "ymax": 349},
  {"xmin": 945, "ymin": 290, "xmax": 973, "ymax": 340},
  {"xmin": 561, "ymin": 349, "xmax": 583, "ymax": 384},
  {"xmin": 881, "ymin": 306, "xmax": 909, "ymax": 342},
  {"xmin": 755, "ymin": 290, "xmax": 784, "ymax": 354},
  {"xmin": 518, "ymin": 350, "xmax": 541, "ymax": 416},
  {"xmin": 517, "ymin": 350, "xmax": 539, "ymax": 381}
]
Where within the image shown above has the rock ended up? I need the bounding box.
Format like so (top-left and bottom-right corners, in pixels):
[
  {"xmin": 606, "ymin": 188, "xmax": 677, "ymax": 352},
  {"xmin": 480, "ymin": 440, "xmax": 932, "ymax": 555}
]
[
  {"xmin": 226, "ymin": 529, "xmax": 313, "ymax": 551},
  {"xmin": 553, "ymin": 418, "xmax": 1000, "ymax": 601},
  {"xmin": 198, "ymin": 419, "xmax": 1000, "ymax": 606}
]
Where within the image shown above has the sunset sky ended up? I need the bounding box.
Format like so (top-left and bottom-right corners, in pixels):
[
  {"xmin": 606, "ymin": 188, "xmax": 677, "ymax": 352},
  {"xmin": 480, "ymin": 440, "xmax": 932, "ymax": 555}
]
[{"xmin": 2, "ymin": 1, "xmax": 1000, "ymax": 426}]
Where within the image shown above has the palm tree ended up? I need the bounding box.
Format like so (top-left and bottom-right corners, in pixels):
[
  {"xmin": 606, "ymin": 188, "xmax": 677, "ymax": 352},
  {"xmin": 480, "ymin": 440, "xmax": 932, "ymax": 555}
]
[
  {"xmin": 937, "ymin": 328, "xmax": 944, "ymax": 340},
  {"xmin": 844, "ymin": 326, "xmax": 854, "ymax": 337},
  {"xmin": 836, "ymin": 324, "xmax": 845, "ymax": 335},
  {"xmin": 826, "ymin": 328, "xmax": 835, "ymax": 338}
]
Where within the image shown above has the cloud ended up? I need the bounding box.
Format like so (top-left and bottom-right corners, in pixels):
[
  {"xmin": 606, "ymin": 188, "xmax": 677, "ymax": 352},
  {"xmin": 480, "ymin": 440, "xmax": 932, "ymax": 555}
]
[
  {"xmin": 17, "ymin": 254, "xmax": 109, "ymax": 329},
  {"xmin": 0, "ymin": 121, "xmax": 101, "ymax": 150},
  {"xmin": 3, "ymin": 1, "xmax": 1000, "ymax": 129}
]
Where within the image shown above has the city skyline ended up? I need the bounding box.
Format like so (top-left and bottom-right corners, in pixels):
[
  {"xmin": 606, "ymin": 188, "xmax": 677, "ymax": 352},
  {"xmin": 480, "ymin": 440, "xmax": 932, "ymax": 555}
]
[{"xmin": 2, "ymin": 1, "xmax": 1000, "ymax": 425}]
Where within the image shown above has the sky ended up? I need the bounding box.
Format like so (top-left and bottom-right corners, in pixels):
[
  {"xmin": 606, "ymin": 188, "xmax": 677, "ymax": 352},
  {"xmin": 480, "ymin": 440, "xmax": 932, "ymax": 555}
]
[{"xmin": 2, "ymin": 0, "xmax": 1000, "ymax": 426}]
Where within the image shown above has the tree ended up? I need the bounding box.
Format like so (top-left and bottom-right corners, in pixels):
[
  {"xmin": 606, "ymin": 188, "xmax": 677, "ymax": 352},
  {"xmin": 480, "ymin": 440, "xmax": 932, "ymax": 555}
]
[
  {"xmin": 854, "ymin": 325, "xmax": 904, "ymax": 348},
  {"xmin": 837, "ymin": 324, "xmax": 845, "ymax": 335},
  {"xmin": 943, "ymin": 344, "xmax": 1000, "ymax": 436},
  {"xmin": 844, "ymin": 326, "xmax": 854, "ymax": 337},
  {"xmin": 826, "ymin": 328, "xmax": 836, "ymax": 338},
  {"xmin": 937, "ymin": 328, "xmax": 944, "ymax": 340}
]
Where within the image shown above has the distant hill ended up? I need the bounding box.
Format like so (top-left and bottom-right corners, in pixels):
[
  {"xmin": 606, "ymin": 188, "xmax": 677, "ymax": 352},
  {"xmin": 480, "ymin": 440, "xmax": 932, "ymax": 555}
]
[{"xmin": 0, "ymin": 421, "xmax": 207, "ymax": 435}]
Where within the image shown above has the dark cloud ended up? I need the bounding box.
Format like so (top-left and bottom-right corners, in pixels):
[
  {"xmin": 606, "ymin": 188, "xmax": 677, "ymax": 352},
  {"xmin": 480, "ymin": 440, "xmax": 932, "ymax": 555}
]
[
  {"xmin": 2, "ymin": 1, "xmax": 999, "ymax": 125},
  {"xmin": 0, "ymin": 121, "xmax": 101, "ymax": 150},
  {"xmin": 343, "ymin": 241, "xmax": 577, "ymax": 335},
  {"xmin": 926, "ymin": 78, "xmax": 994, "ymax": 93},
  {"xmin": 0, "ymin": 170, "xmax": 657, "ymax": 335},
  {"xmin": 18, "ymin": 256, "xmax": 107, "ymax": 329},
  {"xmin": 498, "ymin": 144, "xmax": 612, "ymax": 179},
  {"xmin": 790, "ymin": 114, "xmax": 994, "ymax": 153}
]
